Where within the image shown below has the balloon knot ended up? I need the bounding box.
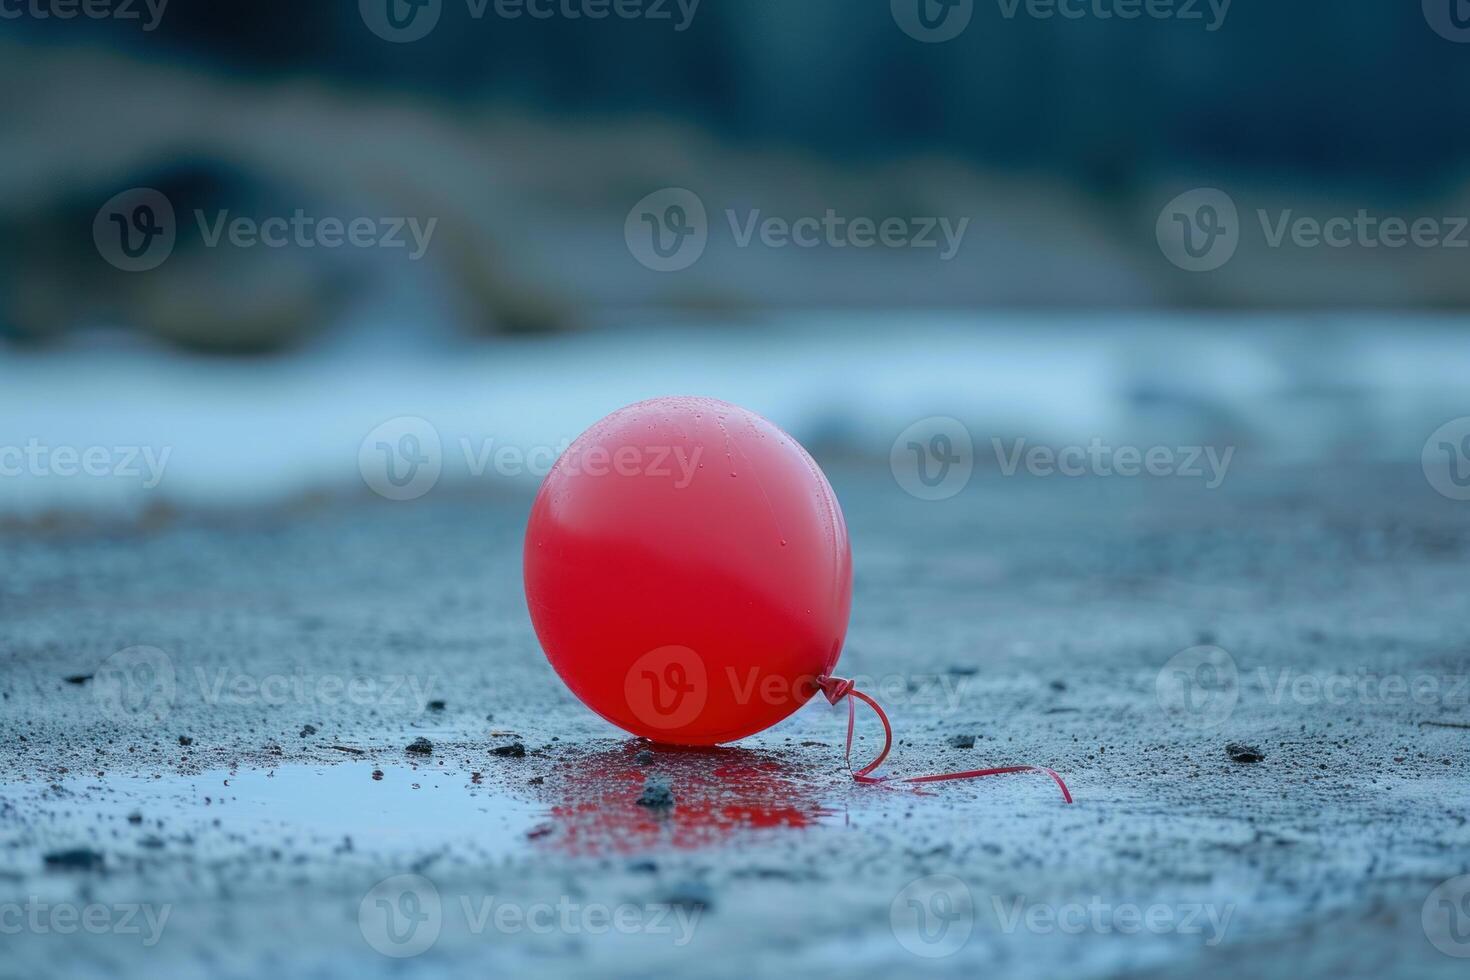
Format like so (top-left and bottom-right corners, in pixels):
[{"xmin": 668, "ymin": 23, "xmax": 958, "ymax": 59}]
[{"xmin": 817, "ymin": 675, "xmax": 855, "ymax": 705}]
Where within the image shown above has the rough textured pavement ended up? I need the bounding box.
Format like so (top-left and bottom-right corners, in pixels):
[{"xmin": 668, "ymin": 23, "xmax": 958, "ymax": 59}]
[{"xmin": 2, "ymin": 462, "xmax": 1468, "ymax": 978}]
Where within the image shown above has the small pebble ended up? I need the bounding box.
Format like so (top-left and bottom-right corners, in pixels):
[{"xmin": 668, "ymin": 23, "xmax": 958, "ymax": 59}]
[
  {"xmin": 637, "ymin": 777, "xmax": 675, "ymax": 809},
  {"xmin": 406, "ymin": 737, "xmax": 433, "ymax": 756},
  {"xmin": 949, "ymin": 735, "xmax": 976, "ymax": 750},
  {"xmin": 1226, "ymin": 742, "xmax": 1264, "ymax": 763}
]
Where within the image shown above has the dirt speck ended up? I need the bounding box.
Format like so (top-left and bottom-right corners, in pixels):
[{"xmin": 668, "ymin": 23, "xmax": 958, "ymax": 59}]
[{"xmin": 44, "ymin": 848, "xmax": 104, "ymax": 871}]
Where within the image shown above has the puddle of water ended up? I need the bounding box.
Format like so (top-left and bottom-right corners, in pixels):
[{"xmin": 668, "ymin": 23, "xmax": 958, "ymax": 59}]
[
  {"xmin": 1, "ymin": 742, "xmax": 1057, "ymax": 871},
  {"xmin": 0, "ymin": 764, "xmax": 546, "ymax": 865},
  {"xmin": 0, "ymin": 744, "xmax": 853, "ymax": 867}
]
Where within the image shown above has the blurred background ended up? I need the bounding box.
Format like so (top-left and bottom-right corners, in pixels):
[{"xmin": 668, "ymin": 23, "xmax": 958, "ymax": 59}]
[
  {"xmin": 5, "ymin": 11, "xmax": 1470, "ymax": 978},
  {"xmin": 1, "ymin": 0, "xmax": 1468, "ymax": 514}
]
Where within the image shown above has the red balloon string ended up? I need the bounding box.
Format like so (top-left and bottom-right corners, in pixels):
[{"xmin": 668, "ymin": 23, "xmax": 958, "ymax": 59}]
[{"xmin": 817, "ymin": 675, "xmax": 1074, "ymax": 804}]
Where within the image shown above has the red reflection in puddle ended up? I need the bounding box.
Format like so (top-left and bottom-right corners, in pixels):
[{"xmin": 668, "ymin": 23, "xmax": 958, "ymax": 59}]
[{"xmin": 528, "ymin": 741, "xmax": 834, "ymax": 855}]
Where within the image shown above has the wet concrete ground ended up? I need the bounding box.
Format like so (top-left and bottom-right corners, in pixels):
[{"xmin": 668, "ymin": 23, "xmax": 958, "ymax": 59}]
[{"xmin": 2, "ymin": 463, "xmax": 1468, "ymax": 978}]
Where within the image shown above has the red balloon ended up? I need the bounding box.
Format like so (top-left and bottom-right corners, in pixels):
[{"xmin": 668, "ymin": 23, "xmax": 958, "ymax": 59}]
[{"xmin": 524, "ymin": 396, "xmax": 852, "ymax": 745}]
